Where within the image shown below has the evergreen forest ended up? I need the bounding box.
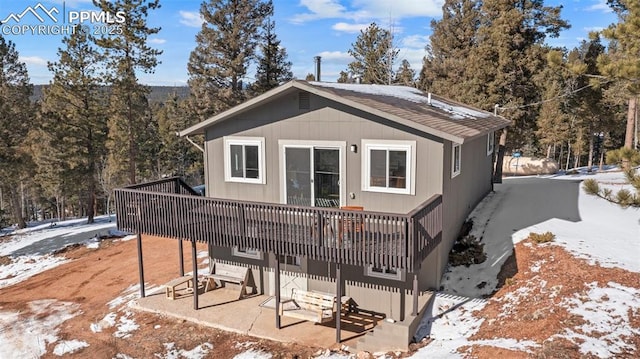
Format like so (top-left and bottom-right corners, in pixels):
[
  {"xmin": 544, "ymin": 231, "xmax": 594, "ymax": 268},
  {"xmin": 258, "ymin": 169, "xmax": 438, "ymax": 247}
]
[{"xmin": 1, "ymin": 0, "xmax": 638, "ymax": 227}]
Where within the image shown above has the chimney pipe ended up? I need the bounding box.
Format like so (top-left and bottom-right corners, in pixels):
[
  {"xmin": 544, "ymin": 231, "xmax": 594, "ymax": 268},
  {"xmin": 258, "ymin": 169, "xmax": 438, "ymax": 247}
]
[{"xmin": 314, "ymin": 56, "xmax": 321, "ymax": 82}]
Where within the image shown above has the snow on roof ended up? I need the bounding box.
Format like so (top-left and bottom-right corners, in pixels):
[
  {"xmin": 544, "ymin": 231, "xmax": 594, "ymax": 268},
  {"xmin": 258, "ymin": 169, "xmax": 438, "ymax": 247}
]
[{"xmin": 309, "ymin": 82, "xmax": 490, "ymax": 120}]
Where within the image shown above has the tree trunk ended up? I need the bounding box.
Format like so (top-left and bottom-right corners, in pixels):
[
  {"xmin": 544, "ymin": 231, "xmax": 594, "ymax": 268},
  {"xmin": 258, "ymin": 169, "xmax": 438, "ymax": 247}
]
[
  {"xmin": 106, "ymin": 193, "xmax": 112, "ymax": 222},
  {"xmin": 546, "ymin": 144, "xmax": 552, "ymax": 158},
  {"xmin": 7, "ymin": 188, "xmax": 26, "ymax": 229},
  {"xmin": 621, "ymin": 97, "xmax": 637, "ymax": 170},
  {"xmin": 599, "ymin": 150, "xmax": 605, "ymax": 171},
  {"xmin": 587, "ymin": 127, "xmax": 594, "ymax": 172},
  {"xmin": 566, "ymin": 141, "xmax": 571, "ymax": 171},
  {"xmin": 493, "ymin": 128, "xmax": 508, "ymax": 184},
  {"xmin": 625, "ymin": 97, "xmax": 637, "ymax": 149},
  {"xmin": 61, "ymin": 196, "xmax": 66, "ymax": 221},
  {"xmin": 559, "ymin": 143, "xmax": 564, "ymax": 170}
]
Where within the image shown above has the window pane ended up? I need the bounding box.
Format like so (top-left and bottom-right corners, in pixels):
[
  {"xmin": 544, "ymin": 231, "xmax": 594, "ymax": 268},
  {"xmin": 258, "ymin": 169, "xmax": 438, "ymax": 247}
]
[
  {"xmin": 453, "ymin": 145, "xmax": 461, "ymax": 173},
  {"xmin": 388, "ymin": 150, "xmax": 407, "ymax": 189},
  {"xmin": 285, "ymin": 147, "xmax": 312, "ymax": 206},
  {"xmin": 230, "ymin": 145, "xmax": 243, "ymax": 178},
  {"xmin": 370, "ymin": 149, "xmax": 387, "ymax": 187},
  {"xmin": 245, "ymin": 145, "xmax": 259, "ymax": 179},
  {"xmin": 314, "ymin": 149, "xmax": 340, "ymax": 207}
]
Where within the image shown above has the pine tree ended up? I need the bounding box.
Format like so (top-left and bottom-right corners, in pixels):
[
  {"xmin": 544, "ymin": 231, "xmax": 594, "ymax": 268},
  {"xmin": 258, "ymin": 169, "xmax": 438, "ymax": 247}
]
[
  {"xmin": 37, "ymin": 29, "xmax": 107, "ymax": 223},
  {"xmin": 346, "ymin": 23, "xmax": 398, "ymax": 84},
  {"xmin": 599, "ymin": 0, "xmax": 640, "ymax": 152},
  {"xmin": 0, "ymin": 35, "xmax": 33, "ymax": 228},
  {"xmin": 566, "ymin": 37, "xmax": 614, "ymax": 170},
  {"xmin": 419, "ymin": 0, "xmax": 481, "ymax": 98},
  {"xmin": 188, "ymin": 0, "xmax": 273, "ymax": 120},
  {"xmin": 337, "ymin": 71, "xmax": 354, "ymax": 83},
  {"xmin": 394, "ymin": 59, "xmax": 415, "ymax": 86},
  {"xmin": 250, "ymin": 19, "xmax": 293, "ymax": 96},
  {"xmin": 468, "ymin": 0, "xmax": 569, "ymax": 153},
  {"xmin": 535, "ymin": 50, "xmax": 571, "ymax": 160},
  {"xmin": 93, "ymin": 0, "xmax": 162, "ymax": 185},
  {"xmin": 154, "ymin": 94, "xmax": 203, "ymax": 183},
  {"xmin": 305, "ymin": 73, "xmax": 316, "ymax": 81}
]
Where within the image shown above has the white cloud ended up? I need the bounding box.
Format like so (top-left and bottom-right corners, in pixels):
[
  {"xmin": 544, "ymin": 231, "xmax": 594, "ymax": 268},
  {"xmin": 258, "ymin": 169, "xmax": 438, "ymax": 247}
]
[
  {"xmin": 291, "ymin": 0, "xmax": 347, "ymax": 23},
  {"xmin": 586, "ymin": 0, "xmax": 612, "ymax": 13},
  {"xmin": 401, "ymin": 34, "xmax": 430, "ymax": 49},
  {"xmin": 19, "ymin": 56, "xmax": 47, "ymax": 66},
  {"xmin": 291, "ymin": 0, "xmax": 443, "ymax": 24},
  {"xmin": 331, "ymin": 22, "xmax": 369, "ymax": 33},
  {"xmin": 351, "ymin": 0, "xmax": 443, "ymax": 20},
  {"xmin": 316, "ymin": 50, "xmax": 352, "ymax": 63},
  {"xmin": 179, "ymin": 10, "xmax": 204, "ymax": 28},
  {"xmin": 396, "ymin": 47, "xmax": 427, "ymax": 69},
  {"xmin": 149, "ymin": 38, "xmax": 166, "ymax": 45}
]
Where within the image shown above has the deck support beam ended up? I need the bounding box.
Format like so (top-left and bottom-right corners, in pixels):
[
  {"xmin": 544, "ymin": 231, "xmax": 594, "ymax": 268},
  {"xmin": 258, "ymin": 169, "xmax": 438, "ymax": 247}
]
[
  {"xmin": 136, "ymin": 233, "xmax": 145, "ymax": 298},
  {"xmin": 275, "ymin": 254, "xmax": 281, "ymax": 329},
  {"xmin": 412, "ymin": 273, "xmax": 419, "ymax": 316},
  {"xmin": 336, "ymin": 263, "xmax": 341, "ymax": 343},
  {"xmin": 192, "ymin": 240, "xmax": 199, "ymax": 310},
  {"xmin": 179, "ymin": 240, "xmax": 184, "ymax": 276}
]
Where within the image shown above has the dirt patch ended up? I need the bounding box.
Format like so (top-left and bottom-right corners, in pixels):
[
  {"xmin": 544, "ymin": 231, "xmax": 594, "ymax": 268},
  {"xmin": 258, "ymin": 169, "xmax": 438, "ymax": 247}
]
[{"xmin": 468, "ymin": 240, "xmax": 640, "ymax": 358}]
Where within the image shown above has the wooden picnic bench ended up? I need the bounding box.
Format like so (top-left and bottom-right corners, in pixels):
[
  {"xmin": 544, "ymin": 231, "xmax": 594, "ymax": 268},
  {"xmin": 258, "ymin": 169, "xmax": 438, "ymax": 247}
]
[
  {"xmin": 279, "ymin": 288, "xmax": 337, "ymax": 324},
  {"xmin": 164, "ymin": 276, "xmax": 196, "ymax": 300},
  {"xmin": 203, "ymin": 262, "xmax": 249, "ymax": 299}
]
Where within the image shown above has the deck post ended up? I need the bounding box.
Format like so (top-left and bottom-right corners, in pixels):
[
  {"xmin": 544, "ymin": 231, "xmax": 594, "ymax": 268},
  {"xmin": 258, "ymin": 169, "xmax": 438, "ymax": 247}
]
[
  {"xmin": 336, "ymin": 263, "xmax": 341, "ymax": 343},
  {"xmin": 192, "ymin": 240, "xmax": 199, "ymax": 310},
  {"xmin": 178, "ymin": 240, "xmax": 184, "ymax": 276},
  {"xmin": 412, "ymin": 273, "xmax": 419, "ymax": 316},
  {"xmin": 275, "ymin": 254, "xmax": 281, "ymax": 329},
  {"xmin": 136, "ymin": 233, "xmax": 145, "ymax": 298}
]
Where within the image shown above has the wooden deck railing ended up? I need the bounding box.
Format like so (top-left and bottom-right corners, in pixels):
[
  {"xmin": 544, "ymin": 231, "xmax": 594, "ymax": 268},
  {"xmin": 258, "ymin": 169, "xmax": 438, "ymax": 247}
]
[{"xmin": 115, "ymin": 178, "xmax": 442, "ymax": 272}]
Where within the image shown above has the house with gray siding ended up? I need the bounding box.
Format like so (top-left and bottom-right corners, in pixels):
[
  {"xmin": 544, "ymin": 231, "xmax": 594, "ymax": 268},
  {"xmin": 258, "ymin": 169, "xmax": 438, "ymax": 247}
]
[{"xmin": 115, "ymin": 80, "xmax": 509, "ymax": 350}]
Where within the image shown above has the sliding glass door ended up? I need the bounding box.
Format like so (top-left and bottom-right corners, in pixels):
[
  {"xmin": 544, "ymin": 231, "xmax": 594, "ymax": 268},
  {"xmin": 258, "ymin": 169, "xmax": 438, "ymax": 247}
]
[{"xmin": 284, "ymin": 146, "xmax": 341, "ymax": 207}]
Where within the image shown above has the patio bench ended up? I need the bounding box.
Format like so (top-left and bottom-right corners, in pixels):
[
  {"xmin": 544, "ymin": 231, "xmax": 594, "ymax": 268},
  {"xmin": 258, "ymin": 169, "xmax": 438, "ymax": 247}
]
[
  {"xmin": 164, "ymin": 276, "xmax": 195, "ymax": 300},
  {"xmin": 279, "ymin": 288, "xmax": 336, "ymax": 324},
  {"xmin": 204, "ymin": 262, "xmax": 249, "ymax": 299}
]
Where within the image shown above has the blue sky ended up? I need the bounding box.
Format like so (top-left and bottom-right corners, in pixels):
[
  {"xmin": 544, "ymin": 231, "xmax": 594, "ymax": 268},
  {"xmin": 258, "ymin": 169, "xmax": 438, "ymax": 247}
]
[{"xmin": 1, "ymin": 0, "xmax": 618, "ymax": 85}]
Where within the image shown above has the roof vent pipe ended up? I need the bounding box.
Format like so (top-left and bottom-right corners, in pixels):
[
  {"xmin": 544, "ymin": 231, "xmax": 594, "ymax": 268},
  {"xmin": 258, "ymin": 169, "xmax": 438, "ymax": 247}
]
[
  {"xmin": 427, "ymin": 92, "xmax": 432, "ymax": 105},
  {"xmin": 314, "ymin": 56, "xmax": 321, "ymax": 82}
]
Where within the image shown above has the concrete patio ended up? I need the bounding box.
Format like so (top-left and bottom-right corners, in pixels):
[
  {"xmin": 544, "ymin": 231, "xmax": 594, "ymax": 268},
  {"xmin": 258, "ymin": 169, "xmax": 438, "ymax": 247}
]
[{"xmin": 131, "ymin": 284, "xmax": 384, "ymax": 350}]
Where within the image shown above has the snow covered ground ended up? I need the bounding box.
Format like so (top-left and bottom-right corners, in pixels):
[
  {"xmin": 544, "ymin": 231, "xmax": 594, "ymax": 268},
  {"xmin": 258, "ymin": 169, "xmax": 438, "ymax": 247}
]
[
  {"xmin": 0, "ymin": 215, "xmax": 133, "ymax": 289},
  {"xmin": 0, "ymin": 168, "xmax": 637, "ymax": 358},
  {"xmin": 412, "ymin": 167, "xmax": 639, "ymax": 357}
]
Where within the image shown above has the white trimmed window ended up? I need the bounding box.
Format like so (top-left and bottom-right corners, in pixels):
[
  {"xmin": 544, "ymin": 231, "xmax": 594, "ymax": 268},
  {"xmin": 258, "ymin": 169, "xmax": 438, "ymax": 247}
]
[
  {"xmin": 362, "ymin": 140, "xmax": 415, "ymax": 195},
  {"xmin": 232, "ymin": 247, "xmax": 263, "ymax": 260},
  {"xmin": 487, "ymin": 132, "xmax": 495, "ymax": 156},
  {"xmin": 224, "ymin": 137, "xmax": 265, "ymax": 184},
  {"xmin": 365, "ymin": 265, "xmax": 404, "ymax": 281},
  {"xmin": 452, "ymin": 143, "xmax": 461, "ymax": 178}
]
